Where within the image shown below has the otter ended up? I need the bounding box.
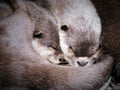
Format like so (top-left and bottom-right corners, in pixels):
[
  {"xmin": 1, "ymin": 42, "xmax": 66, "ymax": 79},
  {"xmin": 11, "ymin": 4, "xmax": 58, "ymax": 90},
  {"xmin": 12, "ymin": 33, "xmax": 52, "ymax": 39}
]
[
  {"xmin": 0, "ymin": 1, "xmax": 113, "ymax": 90},
  {"xmin": 10, "ymin": 0, "xmax": 67, "ymax": 65},
  {"xmin": 34, "ymin": 0, "xmax": 102, "ymax": 67},
  {"xmin": 26, "ymin": 1, "xmax": 68, "ymax": 65}
]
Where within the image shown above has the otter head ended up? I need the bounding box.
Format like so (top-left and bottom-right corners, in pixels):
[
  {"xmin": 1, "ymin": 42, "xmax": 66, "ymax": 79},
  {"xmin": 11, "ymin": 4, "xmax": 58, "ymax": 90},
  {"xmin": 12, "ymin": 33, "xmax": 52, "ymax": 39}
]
[
  {"xmin": 27, "ymin": 3, "xmax": 68, "ymax": 65},
  {"xmin": 59, "ymin": 16, "xmax": 102, "ymax": 66},
  {"xmin": 32, "ymin": 22, "xmax": 67, "ymax": 65}
]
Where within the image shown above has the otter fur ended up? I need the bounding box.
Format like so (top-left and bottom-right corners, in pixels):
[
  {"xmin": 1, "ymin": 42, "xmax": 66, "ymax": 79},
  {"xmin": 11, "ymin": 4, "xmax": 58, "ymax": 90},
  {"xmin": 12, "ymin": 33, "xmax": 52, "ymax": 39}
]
[
  {"xmin": 10, "ymin": 0, "xmax": 67, "ymax": 65},
  {"xmin": 0, "ymin": 0, "xmax": 113, "ymax": 90},
  {"xmin": 34, "ymin": 0, "xmax": 102, "ymax": 67},
  {"xmin": 26, "ymin": 1, "xmax": 67, "ymax": 65},
  {"xmin": 0, "ymin": 1, "xmax": 13, "ymax": 20},
  {"xmin": 91, "ymin": 0, "xmax": 120, "ymax": 89},
  {"xmin": 91, "ymin": 0, "xmax": 120, "ymax": 84}
]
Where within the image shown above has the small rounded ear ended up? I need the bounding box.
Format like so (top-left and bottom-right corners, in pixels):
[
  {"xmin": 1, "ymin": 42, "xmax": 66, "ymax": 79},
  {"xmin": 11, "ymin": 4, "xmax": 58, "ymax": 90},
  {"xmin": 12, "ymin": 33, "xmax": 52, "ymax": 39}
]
[
  {"xmin": 33, "ymin": 30, "xmax": 43, "ymax": 39},
  {"xmin": 61, "ymin": 25, "xmax": 69, "ymax": 31}
]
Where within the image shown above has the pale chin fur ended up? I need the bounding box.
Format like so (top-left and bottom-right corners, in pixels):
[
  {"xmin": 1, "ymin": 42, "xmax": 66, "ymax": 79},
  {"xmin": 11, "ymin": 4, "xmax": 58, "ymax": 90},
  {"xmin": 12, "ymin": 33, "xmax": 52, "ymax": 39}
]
[
  {"xmin": 32, "ymin": 39, "xmax": 60, "ymax": 64},
  {"xmin": 59, "ymin": 29, "xmax": 73, "ymax": 57}
]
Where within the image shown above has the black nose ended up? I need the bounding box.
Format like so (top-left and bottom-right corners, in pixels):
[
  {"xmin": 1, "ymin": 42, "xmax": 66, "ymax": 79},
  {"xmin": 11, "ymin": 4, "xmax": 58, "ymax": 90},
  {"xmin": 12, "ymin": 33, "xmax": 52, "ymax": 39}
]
[
  {"xmin": 77, "ymin": 61, "xmax": 88, "ymax": 66},
  {"xmin": 59, "ymin": 58, "xmax": 68, "ymax": 65}
]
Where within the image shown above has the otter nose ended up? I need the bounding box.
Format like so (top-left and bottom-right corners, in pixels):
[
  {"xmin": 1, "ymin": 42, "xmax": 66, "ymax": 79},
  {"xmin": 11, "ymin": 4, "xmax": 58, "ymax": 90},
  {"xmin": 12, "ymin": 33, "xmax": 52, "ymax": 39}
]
[
  {"xmin": 59, "ymin": 58, "xmax": 68, "ymax": 65},
  {"xmin": 77, "ymin": 61, "xmax": 88, "ymax": 66}
]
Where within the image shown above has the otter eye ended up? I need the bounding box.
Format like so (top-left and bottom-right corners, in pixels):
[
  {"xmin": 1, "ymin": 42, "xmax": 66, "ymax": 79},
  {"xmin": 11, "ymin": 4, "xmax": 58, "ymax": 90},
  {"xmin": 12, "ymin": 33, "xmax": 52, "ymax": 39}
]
[
  {"xmin": 61, "ymin": 25, "xmax": 69, "ymax": 31},
  {"xmin": 33, "ymin": 30, "xmax": 43, "ymax": 39}
]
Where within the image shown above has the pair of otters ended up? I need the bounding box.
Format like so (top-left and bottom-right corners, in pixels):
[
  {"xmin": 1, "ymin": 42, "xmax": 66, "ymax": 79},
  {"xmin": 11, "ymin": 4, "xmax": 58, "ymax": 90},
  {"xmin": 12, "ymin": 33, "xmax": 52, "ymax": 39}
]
[{"xmin": 0, "ymin": 0, "xmax": 113, "ymax": 90}]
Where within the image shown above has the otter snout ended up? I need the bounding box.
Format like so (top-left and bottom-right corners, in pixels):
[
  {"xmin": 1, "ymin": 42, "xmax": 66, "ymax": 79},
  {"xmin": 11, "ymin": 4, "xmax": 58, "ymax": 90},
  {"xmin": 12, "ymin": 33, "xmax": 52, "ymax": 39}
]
[
  {"xmin": 77, "ymin": 61, "xmax": 88, "ymax": 66},
  {"xmin": 59, "ymin": 58, "xmax": 69, "ymax": 65},
  {"xmin": 69, "ymin": 49, "xmax": 102, "ymax": 67},
  {"xmin": 73, "ymin": 57, "xmax": 91, "ymax": 67},
  {"xmin": 56, "ymin": 54, "xmax": 68, "ymax": 65}
]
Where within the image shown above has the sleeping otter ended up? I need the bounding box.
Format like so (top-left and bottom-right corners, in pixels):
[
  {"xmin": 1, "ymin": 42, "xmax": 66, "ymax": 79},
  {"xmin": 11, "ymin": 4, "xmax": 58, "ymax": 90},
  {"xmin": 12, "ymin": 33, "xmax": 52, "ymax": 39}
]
[
  {"xmin": 0, "ymin": 1, "xmax": 113, "ymax": 90},
  {"xmin": 10, "ymin": 0, "xmax": 67, "ymax": 65},
  {"xmin": 26, "ymin": 1, "xmax": 68, "ymax": 65},
  {"xmin": 34, "ymin": 0, "xmax": 102, "ymax": 67}
]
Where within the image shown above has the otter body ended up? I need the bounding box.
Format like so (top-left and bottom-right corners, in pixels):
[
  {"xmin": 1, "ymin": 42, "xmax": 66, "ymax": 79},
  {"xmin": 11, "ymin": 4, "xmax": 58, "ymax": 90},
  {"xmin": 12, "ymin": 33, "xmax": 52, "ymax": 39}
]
[
  {"xmin": 35, "ymin": 0, "xmax": 102, "ymax": 67},
  {"xmin": 0, "ymin": 1, "xmax": 113, "ymax": 90}
]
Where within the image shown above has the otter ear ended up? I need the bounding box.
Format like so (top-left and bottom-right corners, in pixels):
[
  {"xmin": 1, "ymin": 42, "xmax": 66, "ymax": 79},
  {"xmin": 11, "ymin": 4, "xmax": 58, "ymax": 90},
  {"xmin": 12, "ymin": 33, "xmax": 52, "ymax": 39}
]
[
  {"xmin": 61, "ymin": 25, "xmax": 69, "ymax": 31},
  {"xmin": 33, "ymin": 30, "xmax": 43, "ymax": 39}
]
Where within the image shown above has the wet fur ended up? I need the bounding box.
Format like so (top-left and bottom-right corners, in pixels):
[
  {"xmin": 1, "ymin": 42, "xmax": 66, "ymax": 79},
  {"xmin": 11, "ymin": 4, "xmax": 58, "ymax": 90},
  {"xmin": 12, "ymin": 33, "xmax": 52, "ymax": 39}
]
[{"xmin": 0, "ymin": 1, "xmax": 113, "ymax": 90}]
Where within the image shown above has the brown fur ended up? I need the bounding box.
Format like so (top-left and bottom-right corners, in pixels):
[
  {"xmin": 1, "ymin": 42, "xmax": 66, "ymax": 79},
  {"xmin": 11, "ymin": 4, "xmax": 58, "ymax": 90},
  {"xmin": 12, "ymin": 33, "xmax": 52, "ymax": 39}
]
[
  {"xmin": 113, "ymin": 84, "xmax": 120, "ymax": 90},
  {"xmin": 0, "ymin": 1, "xmax": 13, "ymax": 21},
  {"xmin": 0, "ymin": 1, "xmax": 113, "ymax": 90},
  {"xmin": 10, "ymin": 0, "xmax": 67, "ymax": 65},
  {"xmin": 26, "ymin": 1, "xmax": 66, "ymax": 65},
  {"xmin": 34, "ymin": 0, "xmax": 102, "ymax": 67},
  {"xmin": 91, "ymin": 0, "xmax": 120, "ymax": 83}
]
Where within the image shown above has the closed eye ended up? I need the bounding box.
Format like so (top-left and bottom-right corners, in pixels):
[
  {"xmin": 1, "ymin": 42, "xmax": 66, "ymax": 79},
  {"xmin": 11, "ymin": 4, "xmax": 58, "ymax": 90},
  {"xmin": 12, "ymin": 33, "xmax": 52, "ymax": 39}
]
[
  {"xmin": 33, "ymin": 30, "xmax": 43, "ymax": 39},
  {"xmin": 47, "ymin": 45, "xmax": 57, "ymax": 50}
]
